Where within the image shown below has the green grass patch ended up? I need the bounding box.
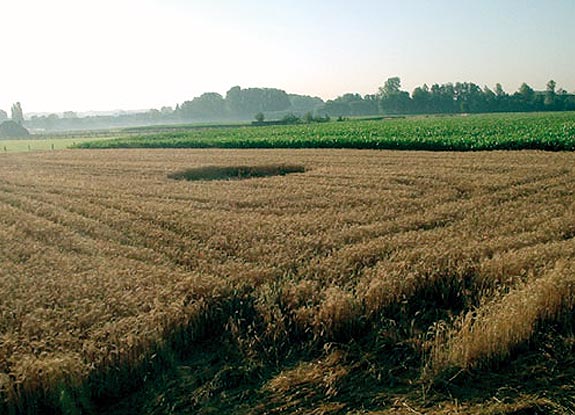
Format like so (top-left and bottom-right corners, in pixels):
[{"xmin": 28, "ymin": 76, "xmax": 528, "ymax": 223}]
[
  {"xmin": 0, "ymin": 137, "xmax": 114, "ymax": 153},
  {"xmin": 75, "ymin": 112, "xmax": 575, "ymax": 151}
]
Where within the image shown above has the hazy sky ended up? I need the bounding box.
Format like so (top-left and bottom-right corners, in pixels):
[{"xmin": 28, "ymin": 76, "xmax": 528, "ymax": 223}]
[{"xmin": 1, "ymin": 0, "xmax": 574, "ymax": 113}]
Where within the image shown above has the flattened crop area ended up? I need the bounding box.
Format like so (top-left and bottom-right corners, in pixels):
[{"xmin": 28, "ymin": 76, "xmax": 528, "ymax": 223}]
[{"xmin": 1, "ymin": 149, "xmax": 575, "ymax": 414}]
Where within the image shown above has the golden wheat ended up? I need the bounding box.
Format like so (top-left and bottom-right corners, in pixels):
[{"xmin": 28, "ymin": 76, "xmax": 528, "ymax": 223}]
[{"xmin": 1, "ymin": 149, "xmax": 574, "ymax": 412}]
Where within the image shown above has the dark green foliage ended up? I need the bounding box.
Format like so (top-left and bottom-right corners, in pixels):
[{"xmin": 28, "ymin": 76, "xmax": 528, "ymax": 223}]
[
  {"xmin": 379, "ymin": 77, "xmax": 412, "ymax": 114},
  {"xmin": 254, "ymin": 112, "xmax": 265, "ymax": 123},
  {"xmin": 251, "ymin": 113, "xmax": 329, "ymax": 126},
  {"xmin": 323, "ymin": 93, "xmax": 380, "ymax": 117},
  {"xmin": 324, "ymin": 78, "xmax": 575, "ymax": 117},
  {"xmin": 288, "ymin": 94, "xmax": 324, "ymax": 113},
  {"xmin": 225, "ymin": 86, "xmax": 291, "ymax": 116},
  {"xmin": 280, "ymin": 113, "xmax": 302, "ymax": 125},
  {"xmin": 178, "ymin": 93, "xmax": 226, "ymax": 119},
  {"xmin": 303, "ymin": 112, "xmax": 330, "ymax": 123}
]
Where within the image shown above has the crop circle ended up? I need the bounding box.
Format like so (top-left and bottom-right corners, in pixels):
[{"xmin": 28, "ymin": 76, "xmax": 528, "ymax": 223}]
[{"xmin": 168, "ymin": 164, "xmax": 306, "ymax": 181}]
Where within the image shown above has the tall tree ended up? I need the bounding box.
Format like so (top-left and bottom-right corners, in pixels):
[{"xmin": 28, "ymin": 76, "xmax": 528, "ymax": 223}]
[
  {"xmin": 288, "ymin": 94, "xmax": 324, "ymax": 113},
  {"xmin": 378, "ymin": 77, "xmax": 411, "ymax": 114},
  {"xmin": 11, "ymin": 102, "xmax": 24, "ymax": 125},
  {"xmin": 454, "ymin": 82, "xmax": 483, "ymax": 113},
  {"xmin": 545, "ymin": 80, "xmax": 557, "ymax": 108},
  {"xmin": 428, "ymin": 83, "xmax": 457, "ymax": 113},
  {"xmin": 225, "ymin": 86, "xmax": 290, "ymax": 116},
  {"xmin": 179, "ymin": 93, "xmax": 226, "ymax": 119},
  {"xmin": 482, "ymin": 85, "xmax": 496, "ymax": 112},
  {"xmin": 379, "ymin": 77, "xmax": 402, "ymax": 97},
  {"xmin": 411, "ymin": 84, "xmax": 430, "ymax": 114},
  {"xmin": 494, "ymin": 83, "xmax": 506, "ymax": 97},
  {"xmin": 518, "ymin": 83, "xmax": 535, "ymax": 102},
  {"xmin": 493, "ymin": 83, "xmax": 509, "ymax": 112},
  {"xmin": 322, "ymin": 93, "xmax": 378, "ymax": 117}
]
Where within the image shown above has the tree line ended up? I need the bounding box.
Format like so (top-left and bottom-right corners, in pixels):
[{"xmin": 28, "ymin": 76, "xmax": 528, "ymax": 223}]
[
  {"xmin": 4, "ymin": 78, "xmax": 575, "ymax": 132},
  {"xmin": 322, "ymin": 77, "xmax": 575, "ymax": 117},
  {"xmin": 13, "ymin": 88, "xmax": 323, "ymax": 132},
  {"xmin": 174, "ymin": 78, "xmax": 575, "ymax": 120},
  {"xmin": 175, "ymin": 86, "xmax": 322, "ymax": 119}
]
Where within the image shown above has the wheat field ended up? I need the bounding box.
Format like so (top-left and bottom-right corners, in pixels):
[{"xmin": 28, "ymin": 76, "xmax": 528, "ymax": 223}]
[{"xmin": 1, "ymin": 149, "xmax": 575, "ymax": 413}]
